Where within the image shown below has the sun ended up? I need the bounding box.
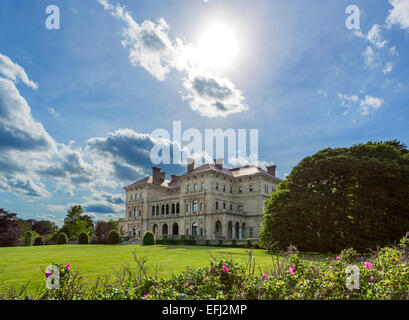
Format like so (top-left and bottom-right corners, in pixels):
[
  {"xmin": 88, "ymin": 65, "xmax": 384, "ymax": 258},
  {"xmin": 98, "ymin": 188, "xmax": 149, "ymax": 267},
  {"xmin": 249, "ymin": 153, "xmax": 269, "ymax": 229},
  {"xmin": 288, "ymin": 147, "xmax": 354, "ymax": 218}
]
[{"xmin": 197, "ymin": 23, "xmax": 239, "ymax": 70}]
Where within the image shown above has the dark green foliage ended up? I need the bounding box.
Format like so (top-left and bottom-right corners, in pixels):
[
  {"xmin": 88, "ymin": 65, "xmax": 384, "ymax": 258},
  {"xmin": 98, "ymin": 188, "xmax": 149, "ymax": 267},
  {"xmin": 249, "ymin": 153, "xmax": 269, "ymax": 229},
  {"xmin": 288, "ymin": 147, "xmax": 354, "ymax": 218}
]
[
  {"xmin": 142, "ymin": 231, "xmax": 155, "ymax": 245},
  {"xmin": 218, "ymin": 240, "xmax": 223, "ymax": 247},
  {"xmin": 260, "ymin": 141, "xmax": 409, "ymax": 252},
  {"xmin": 247, "ymin": 238, "xmax": 252, "ymax": 248},
  {"xmin": 108, "ymin": 230, "xmax": 120, "ymax": 244},
  {"xmin": 23, "ymin": 230, "xmax": 34, "ymax": 246},
  {"xmin": 206, "ymin": 240, "xmax": 210, "ymax": 246},
  {"xmin": 33, "ymin": 236, "xmax": 43, "ymax": 246},
  {"xmin": 57, "ymin": 232, "xmax": 68, "ymax": 245},
  {"xmin": 0, "ymin": 208, "xmax": 23, "ymax": 247},
  {"xmin": 78, "ymin": 232, "xmax": 89, "ymax": 244},
  {"xmin": 231, "ymin": 240, "xmax": 237, "ymax": 247},
  {"xmin": 95, "ymin": 221, "xmax": 110, "ymax": 243}
]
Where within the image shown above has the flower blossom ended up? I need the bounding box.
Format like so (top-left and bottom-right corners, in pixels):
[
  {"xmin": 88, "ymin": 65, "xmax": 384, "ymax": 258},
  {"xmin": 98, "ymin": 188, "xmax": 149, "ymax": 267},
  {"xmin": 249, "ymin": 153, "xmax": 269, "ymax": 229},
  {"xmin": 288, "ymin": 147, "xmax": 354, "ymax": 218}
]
[
  {"xmin": 336, "ymin": 257, "xmax": 341, "ymax": 260},
  {"xmin": 261, "ymin": 273, "xmax": 269, "ymax": 279},
  {"xmin": 66, "ymin": 263, "xmax": 71, "ymax": 271},
  {"xmin": 45, "ymin": 270, "xmax": 52, "ymax": 278},
  {"xmin": 364, "ymin": 262, "xmax": 373, "ymax": 269},
  {"xmin": 289, "ymin": 265, "xmax": 295, "ymax": 275},
  {"xmin": 222, "ymin": 265, "xmax": 229, "ymax": 273}
]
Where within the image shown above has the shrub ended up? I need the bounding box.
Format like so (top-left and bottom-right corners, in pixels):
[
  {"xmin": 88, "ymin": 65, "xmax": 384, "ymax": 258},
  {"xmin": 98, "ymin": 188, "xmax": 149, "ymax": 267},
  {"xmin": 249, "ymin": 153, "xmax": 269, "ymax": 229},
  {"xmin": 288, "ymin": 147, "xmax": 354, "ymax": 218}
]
[
  {"xmin": 247, "ymin": 238, "xmax": 252, "ymax": 248},
  {"xmin": 206, "ymin": 240, "xmax": 210, "ymax": 246},
  {"xmin": 218, "ymin": 240, "xmax": 223, "ymax": 247},
  {"xmin": 231, "ymin": 239, "xmax": 237, "ymax": 247},
  {"xmin": 108, "ymin": 230, "xmax": 120, "ymax": 244},
  {"xmin": 33, "ymin": 236, "xmax": 43, "ymax": 246},
  {"xmin": 23, "ymin": 230, "xmax": 34, "ymax": 246},
  {"xmin": 142, "ymin": 231, "xmax": 155, "ymax": 245},
  {"xmin": 57, "ymin": 232, "xmax": 68, "ymax": 245},
  {"xmin": 78, "ymin": 232, "xmax": 89, "ymax": 245}
]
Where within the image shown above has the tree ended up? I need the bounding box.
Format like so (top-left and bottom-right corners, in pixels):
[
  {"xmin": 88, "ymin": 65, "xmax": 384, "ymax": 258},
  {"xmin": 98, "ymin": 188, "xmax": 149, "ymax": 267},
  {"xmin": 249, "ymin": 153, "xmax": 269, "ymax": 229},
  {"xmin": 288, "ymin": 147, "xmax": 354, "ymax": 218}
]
[
  {"xmin": 95, "ymin": 221, "xmax": 110, "ymax": 243},
  {"xmin": 0, "ymin": 209, "xmax": 24, "ymax": 247},
  {"xmin": 107, "ymin": 219, "xmax": 118, "ymax": 232},
  {"xmin": 61, "ymin": 206, "xmax": 93, "ymax": 239},
  {"xmin": 260, "ymin": 141, "xmax": 409, "ymax": 253},
  {"xmin": 108, "ymin": 230, "xmax": 120, "ymax": 244}
]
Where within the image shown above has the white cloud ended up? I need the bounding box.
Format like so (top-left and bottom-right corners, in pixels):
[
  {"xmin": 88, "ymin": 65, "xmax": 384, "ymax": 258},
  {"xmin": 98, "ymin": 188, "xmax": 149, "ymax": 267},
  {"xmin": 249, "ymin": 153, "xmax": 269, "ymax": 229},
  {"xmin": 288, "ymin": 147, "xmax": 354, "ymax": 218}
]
[
  {"xmin": 337, "ymin": 93, "xmax": 384, "ymax": 116},
  {"xmin": 0, "ymin": 53, "xmax": 38, "ymax": 89},
  {"xmin": 389, "ymin": 46, "xmax": 399, "ymax": 56},
  {"xmin": 355, "ymin": 25, "xmax": 387, "ymax": 48},
  {"xmin": 48, "ymin": 107, "xmax": 59, "ymax": 118},
  {"xmin": 383, "ymin": 62, "xmax": 393, "ymax": 74},
  {"xmin": 360, "ymin": 96, "xmax": 384, "ymax": 115},
  {"xmin": 362, "ymin": 46, "xmax": 381, "ymax": 68},
  {"xmin": 97, "ymin": 0, "xmax": 249, "ymax": 118},
  {"xmin": 386, "ymin": 0, "xmax": 409, "ymax": 30}
]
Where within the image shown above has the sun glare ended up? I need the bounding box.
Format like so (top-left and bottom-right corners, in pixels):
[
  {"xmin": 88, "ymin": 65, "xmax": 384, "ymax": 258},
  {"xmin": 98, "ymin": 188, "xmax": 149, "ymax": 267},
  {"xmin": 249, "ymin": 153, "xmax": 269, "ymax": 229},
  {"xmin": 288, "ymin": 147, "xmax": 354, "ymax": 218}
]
[{"xmin": 197, "ymin": 23, "xmax": 239, "ymax": 70}]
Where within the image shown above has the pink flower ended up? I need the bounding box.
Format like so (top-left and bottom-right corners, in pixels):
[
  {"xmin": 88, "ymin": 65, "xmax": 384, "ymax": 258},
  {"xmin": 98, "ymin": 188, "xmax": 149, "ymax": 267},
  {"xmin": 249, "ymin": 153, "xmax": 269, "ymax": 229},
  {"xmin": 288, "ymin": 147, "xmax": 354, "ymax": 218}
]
[
  {"xmin": 329, "ymin": 266, "xmax": 333, "ymax": 270},
  {"xmin": 364, "ymin": 262, "xmax": 373, "ymax": 269},
  {"xmin": 261, "ymin": 273, "xmax": 269, "ymax": 279},
  {"xmin": 289, "ymin": 265, "xmax": 295, "ymax": 275},
  {"xmin": 45, "ymin": 270, "xmax": 52, "ymax": 278},
  {"xmin": 66, "ymin": 263, "xmax": 71, "ymax": 271},
  {"xmin": 143, "ymin": 294, "xmax": 149, "ymax": 298},
  {"xmin": 210, "ymin": 268, "xmax": 215, "ymax": 274},
  {"xmin": 254, "ymin": 293, "xmax": 259, "ymax": 299},
  {"xmin": 222, "ymin": 265, "xmax": 229, "ymax": 273},
  {"xmin": 336, "ymin": 257, "xmax": 341, "ymax": 260},
  {"xmin": 185, "ymin": 282, "xmax": 189, "ymax": 287},
  {"xmin": 308, "ymin": 268, "xmax": 312, "ymax": 272}
]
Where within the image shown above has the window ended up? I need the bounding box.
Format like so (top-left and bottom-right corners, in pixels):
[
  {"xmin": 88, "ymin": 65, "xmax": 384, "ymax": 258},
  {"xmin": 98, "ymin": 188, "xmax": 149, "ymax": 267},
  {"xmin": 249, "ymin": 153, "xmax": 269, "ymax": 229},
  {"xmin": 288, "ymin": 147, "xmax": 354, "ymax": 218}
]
[
  {"xmin": 192, "ymin": 222, "xmax": 198, "ymax": 236},
  {"xmin": 200, "ymin": 228, "xmax": 203, "ymax": 236},
  {"xmin": 215, "ymin": 183, "xmax": 219, "ymax": 190},
  {"xmin": 223, "ymin": 202, "xmax": 226, "ymax": 209},
  {"xmin": 135, "ymin": 193, "xmax": 138, "ymax": 200},
  {"xmin": 200, "ymin": 203, "xmax": 204, "ymax": 211},
  {"xmin": 134, "ymin": 208, "xmax": 137, "ymax": 217},
  {"xmin": 193, "ymin": 200, "xmax": 197, "ymax": 212},
  {"xmin": 130, "ymin": 194, "xmax": 133, "ymax": 200},
  {"xmin": 186, "ymin": 228, "xmax": 189, "ymax": 235},
  {"xmin": 187, "ymin": 185, "xmax": 191, "ymax": 192},
  {"xmin": 249, "ymin": 229, "xmax": 254, "ymax": 238},
  {"xmin": 223, "ymin": 185, "xmax": 226, "ymax": 192},
  {"xmin": 216, "ymin": 201, "xmax": 219, "ymax": 210},
  {"xmin": 129, "ymin": 211, "xmax": 131, "ymax": 218},
  {"xmin": 194, "ymin": 184, "xmax": 197, "ymax": 191},
  {"xmin": 152, "ymin": 206, "xmax": 155, "ymax": 216},
  {"xmin": 172, "ymin": 203, "xmax": 175, "ymax": 214},
  {"xmin": 161, "ymin": 205, "xmax": 165, "ymax": 215},
  {"xmin": 230, "ymin": 204, "xmax": 233, "ymax": 210},
  {"xmin": 230, "ymin": 186, "xmax": 232, "ymax": 193},
  {"xmin": 176, "ymin": 203, "xmax": 180, "ymax": 214},
  {"xmin": 166, "ymin": 204, "xmax": 169, "ymax": 214},
  {"xmin": 186, "ymin": 204, "xmax": 190, "ymax": 213},
  {"xmin": 249, "ymin": 185, "xmax": 254, "ymax": 192},
  {"xmin": 265, "ymin": 185, "xmax": 269, "ymax": 193},
  {"xmin": 238, "ymin": 205, "xmax": 243, "ymax": 212},
  {"xmin": 239, "ymin": 186, "xmax": 242, "ymax": 193},
  {"xmin": 201, "ymin": 183, "xmax": 205, "ymax": 190},
  {"xmin": 140, "ymin": 193, "xmax": 143, "ymax": 199}
]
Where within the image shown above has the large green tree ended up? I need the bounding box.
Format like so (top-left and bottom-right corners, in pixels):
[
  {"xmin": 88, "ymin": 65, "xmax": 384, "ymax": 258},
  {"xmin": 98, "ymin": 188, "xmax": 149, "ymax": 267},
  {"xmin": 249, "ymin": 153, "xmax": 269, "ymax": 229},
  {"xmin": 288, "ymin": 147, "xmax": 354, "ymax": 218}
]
[
  {"xmin": 260, "ymin": 141, "xmax": 409, "ymax": 252},
  {"xmin": 61, "ymin": 205, "xmax": 93, "ymax": 238}
]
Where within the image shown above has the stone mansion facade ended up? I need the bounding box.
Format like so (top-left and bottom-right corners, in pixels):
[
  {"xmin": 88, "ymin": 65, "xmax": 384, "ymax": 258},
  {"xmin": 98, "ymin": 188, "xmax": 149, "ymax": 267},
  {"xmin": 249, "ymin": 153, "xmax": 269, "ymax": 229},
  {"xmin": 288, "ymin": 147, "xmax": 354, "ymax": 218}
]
[{"xmin": 118, "ymin": 159, "xmax": 280, "ymax": 242}]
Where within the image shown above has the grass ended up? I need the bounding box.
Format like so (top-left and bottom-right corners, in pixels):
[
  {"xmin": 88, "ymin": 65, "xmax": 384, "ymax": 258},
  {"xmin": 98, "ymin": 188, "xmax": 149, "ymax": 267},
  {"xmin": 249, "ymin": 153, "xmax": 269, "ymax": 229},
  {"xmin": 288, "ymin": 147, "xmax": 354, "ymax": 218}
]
[{"xmin": 0, "ymin": 244, "xmax": 278, "ymax": 293}]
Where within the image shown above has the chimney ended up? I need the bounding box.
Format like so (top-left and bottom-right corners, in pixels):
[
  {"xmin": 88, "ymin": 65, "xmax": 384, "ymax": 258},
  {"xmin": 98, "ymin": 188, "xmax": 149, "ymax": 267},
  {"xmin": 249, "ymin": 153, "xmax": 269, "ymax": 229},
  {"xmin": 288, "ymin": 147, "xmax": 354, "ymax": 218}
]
[
  {"xmin": 214, "ymin": 158, "xmax": 223, "ymax": 169},
  {"xmin": 152, "ymin": 167, "xmax": 164, "ymax": 185},
  {"xmin": 266, "ymin": 165, "xmax": 277, "ymax": 176},
  {"xmin": 187, "ymin": 158, "xmax": 194, "ymax": 173}
]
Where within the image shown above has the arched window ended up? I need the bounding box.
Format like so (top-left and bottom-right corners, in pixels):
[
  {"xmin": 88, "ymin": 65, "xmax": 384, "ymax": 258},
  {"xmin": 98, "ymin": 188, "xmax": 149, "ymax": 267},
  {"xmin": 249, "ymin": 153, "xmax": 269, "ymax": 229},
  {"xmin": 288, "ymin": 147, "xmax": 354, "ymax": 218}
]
[
  {"xmin": 156, "ymin": 205, "xmax": 159, "ymax": 215},
  {"xmin": 201, "ymin": 183, "xmax": 205, "ymax": 190},
  {"xmin": 200, "ymin": 203, "xmax": 204, "ymax": 211},
  {"xmin": 153, "ymin": 224, "xmax": 158, "ymax": 234},
  {"xmin": 176, "ymin": 203, "xmax": 180, "ymax": 214},
  {"xmin": 193, "ymin": 200, "xmax": 197, "ymax": 212},
  {"xmin": 133, "ymin": 226, "xmax": 137, "ymax": 236},
  {"xmin": 216, "ymin": 201, "xmax": 219, "ymax": 210},
  {"xmin": 239, "ymin": 186, "xmax": 243, "ymax": 193},
  {"xmin": 130, "ymin": 194, "xmax": 133, "ymax": 201},
  {"xmin": 186, "ymin": 204, "xmax": 190, "ymax": 213},
  {"xmin": 230, "ymin": 186, "xmax": 232, "ymax": 193},
  {"xmin": 134, "ymin": 208, "xmax": 137, "ymax": 217},
  {"xmin": 192, "ymin": 222, "xmax": 198, "ymax": 236},
  {"xmin": 161, "ymin": 205, "xmax": 165, "ymax": 215},
  {"xmin": 194, "ymin": 184, "xmax": 198, "ymax": 191},
  {"xmin": 152, "ymin": 206, "xmax": 155, "ymax": 216},
  {"xmin": 215, "ymin": 183, "xmax": 219, "ymax": 190},
  {"xmin": 166, "ymin": 204, "xmax": 169, "ymax": 214},
  {"xmin": 223, "ymin": 185, "xmax": 226, "ymax": 192},
  {"xmin": 135, "ymin": 193, "xmax": 138, "ymax": 200},
  {"xmin": 187, "ymin": 185, "xmax": 191, "ymax": 192},
  {"xmin": 172, "ymin": 203, "xmax": 175, "ymax": 214},
  {"xmin": 249, "ymin": 185, "xmax": 254, "ymax": 192}
]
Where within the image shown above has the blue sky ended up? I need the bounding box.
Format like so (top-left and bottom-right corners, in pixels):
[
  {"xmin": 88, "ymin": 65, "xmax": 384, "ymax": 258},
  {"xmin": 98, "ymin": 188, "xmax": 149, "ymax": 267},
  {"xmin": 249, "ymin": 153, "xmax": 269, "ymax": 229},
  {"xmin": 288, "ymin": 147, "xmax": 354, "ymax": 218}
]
[{"xmin": 0, "ymin": 0, "xmax": 408, "ymax": 225}]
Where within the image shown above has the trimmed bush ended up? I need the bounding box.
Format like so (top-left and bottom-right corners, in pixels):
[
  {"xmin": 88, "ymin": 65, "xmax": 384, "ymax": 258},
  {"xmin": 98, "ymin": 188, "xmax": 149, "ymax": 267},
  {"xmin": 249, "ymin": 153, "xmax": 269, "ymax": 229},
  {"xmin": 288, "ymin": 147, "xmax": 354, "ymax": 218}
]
[
  {"xmin": 206, "ymin": 240, "xmax": 210, "ymax": 246},
  {"xmin": 142, "ymin": 231, "xmax": 156, "ymax": 245},
  {"xmin": 247, "ymin": 238, "xmax": 252, "ymax": 248},
  {"xmin": 108, "ymin": 230, "xmax": 120, "ymax": 244},
  {"xmin": 33, "ymin": 236, "xmax": 43, "ymax": 246},
  {"xmin": 218, "ymin": 240, "xmax": 223, "ymax": 247},
  {"xmin": 78, "ymin": 232, "xmax": 89, "ymax": 244},
  {"xmin": 231, "ymin": 239, "xmax": 237, "ymax": 247},
  {"xmin": 57, "ymin": 232, "xmax": 68, "ymax": 245}
]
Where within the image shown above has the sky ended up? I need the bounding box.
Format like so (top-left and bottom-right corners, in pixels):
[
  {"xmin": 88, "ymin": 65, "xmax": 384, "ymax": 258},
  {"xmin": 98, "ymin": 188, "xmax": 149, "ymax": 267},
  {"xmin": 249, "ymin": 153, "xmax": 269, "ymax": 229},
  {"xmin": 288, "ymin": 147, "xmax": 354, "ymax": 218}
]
[{"xmin": 0, "ymin": 0, "xmax": 408, "ymax": 226}]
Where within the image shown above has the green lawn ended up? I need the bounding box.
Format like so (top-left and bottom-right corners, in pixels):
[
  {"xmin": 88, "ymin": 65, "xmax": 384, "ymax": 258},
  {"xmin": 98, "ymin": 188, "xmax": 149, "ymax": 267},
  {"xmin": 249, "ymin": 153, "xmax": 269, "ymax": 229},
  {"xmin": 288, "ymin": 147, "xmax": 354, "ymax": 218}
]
[{"xmin": 0, "ymin": 244, "xmax": 276, "ymax": 293}]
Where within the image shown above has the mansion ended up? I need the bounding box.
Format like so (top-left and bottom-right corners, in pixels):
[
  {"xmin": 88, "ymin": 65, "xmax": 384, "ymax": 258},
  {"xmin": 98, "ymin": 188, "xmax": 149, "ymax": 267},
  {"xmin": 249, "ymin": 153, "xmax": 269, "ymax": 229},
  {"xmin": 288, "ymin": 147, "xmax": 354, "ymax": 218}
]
[{"xmin": 118, "ymin": 159, "xmax": 281, "ymax": 242}]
